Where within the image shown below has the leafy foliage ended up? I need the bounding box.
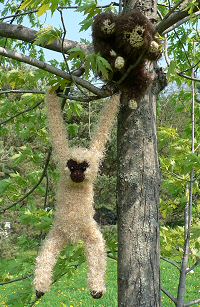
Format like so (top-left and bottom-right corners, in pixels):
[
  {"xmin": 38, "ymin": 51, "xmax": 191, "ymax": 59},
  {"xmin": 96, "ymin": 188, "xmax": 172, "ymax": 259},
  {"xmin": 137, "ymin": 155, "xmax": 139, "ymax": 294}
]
[
  {"xmin": 68, "ymin": 48, "xmax": 112, "ymax": 79},
  {"xmin": 34, "ymin": 26, "xmax": 62, "ymax": 46},
  {"xmin": 0, "ymin": 0, "xmax": 200, "ymax": 305},
  {"xmin": 20, "ymin": 0, "xmax": 71, "ymax": 14}
]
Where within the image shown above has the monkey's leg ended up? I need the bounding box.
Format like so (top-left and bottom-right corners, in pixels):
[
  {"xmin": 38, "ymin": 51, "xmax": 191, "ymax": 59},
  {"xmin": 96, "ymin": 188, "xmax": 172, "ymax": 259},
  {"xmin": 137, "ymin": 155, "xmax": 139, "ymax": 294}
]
[
  {"xmin": 82, "ymin": 221, "xmax": 107, "ymax": 299},
  {"xmin": 34, "ymin": 227, "xmax": 66, "ymax": 295}
]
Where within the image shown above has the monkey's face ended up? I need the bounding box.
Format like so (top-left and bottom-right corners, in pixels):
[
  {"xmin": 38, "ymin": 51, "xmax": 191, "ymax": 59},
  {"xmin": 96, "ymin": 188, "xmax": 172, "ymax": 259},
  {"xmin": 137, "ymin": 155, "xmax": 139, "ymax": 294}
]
[
  {"xmin": 67, "ymin": 159, "xmax": 89, "ymax": 183},
  {"xmin": 124, "ymin": 25, "xmax": 145, "ymax": 48},
  {"xmin": 65, "ymin": 148, "xmax": 101, "ymax": 184},
  {"xmin": 101, "ymin": 19, "xmax": 115, "ymax": 35}
]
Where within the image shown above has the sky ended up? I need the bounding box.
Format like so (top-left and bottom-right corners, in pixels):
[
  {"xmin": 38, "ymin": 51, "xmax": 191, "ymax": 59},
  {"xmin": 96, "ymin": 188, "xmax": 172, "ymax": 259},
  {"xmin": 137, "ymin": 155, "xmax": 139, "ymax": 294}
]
[
  {"xmin": 23, "ymin": 9, "xmax": 92, "ymax": 62},
  {"xmin": 0, "ymin": 1, "xmax": 167, "ymax": 68},
  {"xmin": 0, "ymin": 1, "xmax": 111, "ymax": 62},
  {"xmin": 39, "ymin": 8, "xmax": 92, "ymax": 61}
]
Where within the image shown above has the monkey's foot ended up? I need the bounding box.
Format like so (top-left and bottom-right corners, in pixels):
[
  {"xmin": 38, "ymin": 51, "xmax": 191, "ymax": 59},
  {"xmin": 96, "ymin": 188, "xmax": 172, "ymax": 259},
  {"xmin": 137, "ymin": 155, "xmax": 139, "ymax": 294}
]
[
  {"xmin": 36, "ymin": 290, "xmax": 45, "ymax": 299},
  {"xmin": 110, "ymin": 49, "xmax": 117, "ymax": 57},
  {"xmin": 129, "ymin": 99, "xmax": 138, "ymax": 110},
  {"xmin": 90, "ymin": 290, "xmax": 103, "ymax": 299},
  {"xmin": 102, "ymin": 82, "xmax": 119, "ymax": 95},
  {"xmin": 149, "ymin": 41, "xmax": 160, "ymax": 53},
  {"xmin": 115, "ymin": 56, "xmax": 125, "ymax": 70}
]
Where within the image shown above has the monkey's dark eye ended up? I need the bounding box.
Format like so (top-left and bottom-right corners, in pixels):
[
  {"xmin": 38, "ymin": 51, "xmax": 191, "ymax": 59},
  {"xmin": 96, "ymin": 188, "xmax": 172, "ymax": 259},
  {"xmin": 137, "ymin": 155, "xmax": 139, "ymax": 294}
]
[
  {"xmin": 67, "ymin": 159, "xmax": 77, "ymax": 171},
  {"xmin": 137, "ymin": 30, "xmax": 143, "ymax": 35},
  {"xmin": 80, "ymin": 161, "xmax": 89, "ymax": 172}
]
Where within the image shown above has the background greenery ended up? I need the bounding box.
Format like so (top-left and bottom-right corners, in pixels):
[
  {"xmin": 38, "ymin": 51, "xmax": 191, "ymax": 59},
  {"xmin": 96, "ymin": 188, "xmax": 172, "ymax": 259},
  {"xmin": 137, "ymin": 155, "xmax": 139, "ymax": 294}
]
[{"xmin": 0, "ymin": 0, "xmax": 200, "ymax": 306}]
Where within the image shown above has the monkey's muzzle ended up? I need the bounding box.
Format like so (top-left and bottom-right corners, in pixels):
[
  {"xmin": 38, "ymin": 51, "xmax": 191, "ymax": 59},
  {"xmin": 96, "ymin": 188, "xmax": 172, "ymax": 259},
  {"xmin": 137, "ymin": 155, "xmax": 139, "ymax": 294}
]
[{"xmin": 70, "ymin": 171, "xmax": 85, "ymax": 183}]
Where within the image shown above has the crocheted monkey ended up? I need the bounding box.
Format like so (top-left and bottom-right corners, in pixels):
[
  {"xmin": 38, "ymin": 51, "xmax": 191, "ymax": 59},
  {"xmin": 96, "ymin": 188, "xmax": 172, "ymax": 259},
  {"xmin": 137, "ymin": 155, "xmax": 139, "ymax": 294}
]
[
  {"xmin": 92, "ymin": 10, "xmax": 162, "ymax": 101},
  {"xmin": 34, "ymin": 91, "xmax": 120, "ymax": 299}
]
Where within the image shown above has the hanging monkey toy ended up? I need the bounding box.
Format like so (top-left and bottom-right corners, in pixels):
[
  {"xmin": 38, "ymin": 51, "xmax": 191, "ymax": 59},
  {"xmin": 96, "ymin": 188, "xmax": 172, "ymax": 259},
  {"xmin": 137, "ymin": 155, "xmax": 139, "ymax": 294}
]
[{"xmin": 34, "ymin": 90, "xmax": 120, "ymax": 299}]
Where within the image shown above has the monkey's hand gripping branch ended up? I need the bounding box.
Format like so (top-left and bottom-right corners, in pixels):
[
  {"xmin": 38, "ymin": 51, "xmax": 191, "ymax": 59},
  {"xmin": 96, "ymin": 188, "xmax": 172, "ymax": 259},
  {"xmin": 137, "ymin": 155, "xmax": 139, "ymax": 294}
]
[
  {"xmin": 46, "ymin": 91, "xmax": 69, "ymax": 168},
  {"xmin": 90, "ymin": 94, "xmax": 120, "ymax": 155}
]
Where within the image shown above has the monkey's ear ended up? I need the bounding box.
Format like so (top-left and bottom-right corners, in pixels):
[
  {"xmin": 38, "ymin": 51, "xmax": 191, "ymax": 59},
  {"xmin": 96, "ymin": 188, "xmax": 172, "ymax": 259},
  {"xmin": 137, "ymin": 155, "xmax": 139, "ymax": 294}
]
[
  {"xmin": 46, "ymin": 87, "xmax": 62, "ymax": 98},
  {"xmin": 54, "ymin": 86, "xmax": 71, "ymax": 98},
  {"xmin": 55, "ymin": 86, "xmax": 63, "ymax": 97}
]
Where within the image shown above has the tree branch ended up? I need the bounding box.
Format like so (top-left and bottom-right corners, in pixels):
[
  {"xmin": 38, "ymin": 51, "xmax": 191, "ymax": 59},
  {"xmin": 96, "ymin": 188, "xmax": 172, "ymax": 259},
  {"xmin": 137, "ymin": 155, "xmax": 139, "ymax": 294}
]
[
  {"xmin": 156, "ymin": 6, "xmax": 200, "ymax": 34},
  {"xmin": 161, "ymin": 0, "xmax": 186, "ymax": 22},
  {"xmin": 161, "ymin": 256, "xmax": 180, "ymax": 271},
  {"xmin": 163, "ymin": 11, "xmax": 200, "ymax": 35},
  {"xmin": 0, "ymin": 100, "xmax": 43, "ymax": 125},
  {"xmin": 0, "ymin": 22, "xmax": 92, "ymax": 54},
  {"xmin": 0, "ymin": 47, "xmax": 108, "ymax": 97},
  {"xmin": 0, "ymin": 148, "xmax": 52, "ymax": 214},
  {"xmin": 161, "ymin": 287, "xmax": 177, "ymax": 303}
]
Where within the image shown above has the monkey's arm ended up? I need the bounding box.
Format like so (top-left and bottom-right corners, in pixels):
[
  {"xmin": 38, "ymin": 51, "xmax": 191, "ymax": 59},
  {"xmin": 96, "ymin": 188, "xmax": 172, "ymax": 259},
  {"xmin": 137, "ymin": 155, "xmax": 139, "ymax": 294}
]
[
  {"xmin": 46, "ymin": 91, "xmax": 69, "ymax": 167},
  {"xmin": 90, "ymin": 94, "xmax": 120, "ymax": 154}
]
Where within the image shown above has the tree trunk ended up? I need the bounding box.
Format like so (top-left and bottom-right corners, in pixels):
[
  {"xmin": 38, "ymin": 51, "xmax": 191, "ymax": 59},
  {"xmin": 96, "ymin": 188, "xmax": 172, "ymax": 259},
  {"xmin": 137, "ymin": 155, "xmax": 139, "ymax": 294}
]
[{"xmin": 117, "ymin": 1, "xmax": 161, "ymax": 306}]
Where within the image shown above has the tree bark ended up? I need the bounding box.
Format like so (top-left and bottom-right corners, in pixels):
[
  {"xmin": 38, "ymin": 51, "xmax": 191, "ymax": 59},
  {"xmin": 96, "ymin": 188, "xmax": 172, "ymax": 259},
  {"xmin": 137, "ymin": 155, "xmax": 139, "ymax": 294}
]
[
  {"xmin": 117, "ymin": 1, "xmax": 161, "ymax": 306},
  {"xmin": 0, "ymin": 23, "xmax": 92, "ymax": 54}
]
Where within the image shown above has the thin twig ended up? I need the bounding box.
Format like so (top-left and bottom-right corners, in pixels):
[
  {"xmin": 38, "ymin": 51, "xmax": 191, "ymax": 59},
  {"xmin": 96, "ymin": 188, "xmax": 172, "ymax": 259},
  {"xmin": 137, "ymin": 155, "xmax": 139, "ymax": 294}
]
[
  {"xmin": 107, "ymin": 253, "xmax": 117, "ymax": 260},
  {"xmin": 58, "ymin": 9, "xmax": 88, "ymax": 98},
  {"xmin": 59, "ymin": 2, "xmax": 119, "ymax": 10},
  {"xmin": 0, "ymin": 2, "xmax": 119, "ymax": 21},
  {"xmin": 88, "ymin": 101, "xmax": 91, "ymax": 140},
  {"xmin": 0, "ymin": 274, "xmax": 32, "ymax": 285},
  {"xmin": 0, "ymin": 89, "xmax": 45, "ymax": 95},
  {"xmin": 176, "ymin": 62, "xmax": 196, "ymax": 307},
  {"xmin": 160, "ymin": 256, "xmax": 180, "ymax": 271},
  {"xmin": 179, "ymin": 60, "xmax": 200, "ymax": 74},
  {"xmin": 0, "ymin": 9, "xmax": 37, "ymax": 21},
  {"xmin": 184, "ymin": 299, "xmax": 200, "ymax": 307},
  {"xmin": 186, "ymin": 260, "xmax": 200, "ymax": 274},
  {"xmin": 161, "ymin": 287, "xmax": 177, "ymax": 303},
  {"xmin": 62, "ymin": 94, "xmax": 100, "ymax": 102},
  {"xmin": 0, "ymin": 89, "xmax": 99, "ymax": 102},
  {"xmin": 0, "ymin": 47, "xmax": 108, "ymax": 97},
  {"xmin": 0, "ymin": 100, "xmax": 43, "ymax": 125},
  {"xmin": 29, "ymin": 262, "xmax": 81, "ymax": 306},
  {"xmin": 44, "ymin": 173, "xmax": 49, "ymax": 209},
  {"xmin": 0, "ymin": 148, "xmax": 52, "ymax": 214},
  {"xmin": 177, "ymin": 72, "xmax": 200, "ymax": 82},
  {"xmin": 164, "ymin": 35, "xmax": 170, "ymax": 67},
  {"xmin": 173, "ymin": 29, "xmax": 192, "ymax": 68},
  {"xmin": 117, "ymin": 49, "xmax": 146, "ymax": 85}
]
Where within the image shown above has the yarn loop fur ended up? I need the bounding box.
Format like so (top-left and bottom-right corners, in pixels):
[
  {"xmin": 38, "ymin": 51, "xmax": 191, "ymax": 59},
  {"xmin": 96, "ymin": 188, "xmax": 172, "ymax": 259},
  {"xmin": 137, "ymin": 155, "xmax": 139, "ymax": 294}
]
[
  {"xmin": 34, "ymin": 91, "xmax": 120, "ymax": 298},
  {"xmin": 92, "ymin": 9, "xmax": 162, "ymax": 101}
]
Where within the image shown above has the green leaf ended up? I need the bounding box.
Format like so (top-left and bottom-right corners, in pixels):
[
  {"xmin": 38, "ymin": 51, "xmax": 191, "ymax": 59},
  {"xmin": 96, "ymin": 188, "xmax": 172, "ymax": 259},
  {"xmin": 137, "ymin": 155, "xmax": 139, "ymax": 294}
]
[
  {"xmin": 37, "ymin": 3, "xmax": 50, "ymax": 16},
  {"xmin": 79, "ymin": 18, "xmax": 93, "ymax": 32},
  {"xmin": 96, "ymin": 55, "xmax": 112, "ymax": 79},
  {"xmin": 0, "ymin": 179, "xmax": 10, "ymax": 194},
  {"xmin": 68, "ymin": 47, "xmax": 86, "ymax": 61},
  {"xmin": 34, "ymin": 26, "xmax": 62, "ymax": 46},
  {"xmin": 68, "ymin": 124, "xmax": 79, "ymax": 137},
  {"xmin": 20, "ymin": 0, "xmax": 34, "ymax": 10}
]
